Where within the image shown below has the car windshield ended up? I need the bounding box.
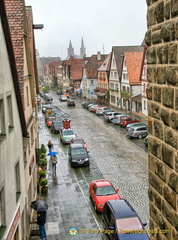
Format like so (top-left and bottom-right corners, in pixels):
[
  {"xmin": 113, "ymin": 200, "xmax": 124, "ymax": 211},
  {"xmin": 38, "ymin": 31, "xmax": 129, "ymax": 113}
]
[
  {"xmin": 63, "ymin": 130, "xmax": 74, "ymax": 136},
  {"xmin": 48, "ymin": 118, "xmax": 56, "ymax": 122},
  {"xmin": 71, "ymin": 148, "xmax": 87, "ymax": 155},
  {"xmin": 116, "ymin": 217, "xmax": 143, "ymax": 233},
  {"xmin": 96, "ymin": 186, "xmax": 116, "ymax": 196},
  {"xmin": 54, "ymin": 122, "xmax": 62, "ymax": 127}
]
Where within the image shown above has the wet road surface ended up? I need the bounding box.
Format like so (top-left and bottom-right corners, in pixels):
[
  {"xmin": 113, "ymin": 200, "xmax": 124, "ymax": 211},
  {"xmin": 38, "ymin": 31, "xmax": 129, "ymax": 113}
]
[{"xmin": 37, "ymin": 91, "xmax": 149, "ymax": 240}]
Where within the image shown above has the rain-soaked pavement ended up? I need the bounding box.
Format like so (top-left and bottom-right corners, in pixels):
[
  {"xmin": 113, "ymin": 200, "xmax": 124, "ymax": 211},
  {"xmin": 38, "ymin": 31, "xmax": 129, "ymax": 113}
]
[{"xmin": 35, "ymin": 90, "xmax": 149, "ymax": 240}]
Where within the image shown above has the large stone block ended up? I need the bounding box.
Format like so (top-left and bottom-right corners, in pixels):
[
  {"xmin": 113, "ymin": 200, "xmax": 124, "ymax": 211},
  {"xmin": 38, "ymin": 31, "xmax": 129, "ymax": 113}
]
[
  {"xmin": 175, "ymin": 88, "xmax": 178, "ymax": 111},
  {"xmin": 157, "ymin": 45, "xmax": 168, "ymax": 64},
  {"xmin": 149, "ymin": 171, "xmax": 164, "ymax": 195},
  {"xmin": 161, "ymin": 21, "xmax": 175, "ymax": 42},
  {"xmin": 155, "ymin": 1, "xmax": 164, "ymax": 23},
  {"xmin": 168, "ymin": 172, "xmax": 178, "ymax": 193},
  {"xmin": 149, "ymin": 136, "xmax": 162, "ymax": 159},
  {"xmin": 147, "ymin": 5, "xmax": 157, "ymax": 27},
  {"xmin": 153, "ymin": 119, "xmax": 164, "ymax": 140},
  {"xmin": 145, "ymin": 30, "xmax": 151, "ymax": 46},
  {"xmin": 162, "ymin": 87, "xmax": 174, "ymax": 108},
  {"xmin": 170, "ymin": 112, "xmax": 178, "ymax": 129},
  {"xmin": 164, "ymin": 126, "xmax": 178, "ymax": 149},
  {"xmin": 153, "ymin": 86, "xmax": 161, "ymax": 102},
  {"xmin": 175, "ymin": 153, "xmax": 178, "ymax": 172},
  {"xmin": 155, "ymin": 158, "xmax": 166, "ymax": 181},
  {"xmin": 162, "ymin": 200, "xmax": 174, "ymax": 226},
  {"xmin": 166, "ymin": 66, "xmax": 178, "ymax": 86},
  {"xmin": 147, "ymin": 46, "xmax": 157, "ymax": 64},
  {"xmin": 165, "ymin": 1, "xmax": 171, "ymax": 20},
  {"xmin": 171, "ymin": 0, "xmax": 178, "ymax": 18},
  {"xmin": 157, "ymin": 66, "xmax": 166, "ymax": 84},
  {"xmin": 152, "ymin": 30, "xmax": 162, "ymax": 44},
  {"xmin": 150, "ymin": 102, "xmax": 161, "ymax": 119},
  {"xmin": 174, "ymin": 213, "xmax": 178, "ymax": 232},
  {"xmin": 147, "ymin": 66, "xmax": 157, "ymax": 83},
  {"xmin": 161, "ymin": 108, "xmax": 170, "ymax": 126},
  {"xmin": 163, "ymin": 185, "xmax": 177, "ymax": 209},
  {"xmin": 168, "ymin": 43, "xmax": 177, "ymax": 63},
  {"xmin": 162, "ymin": 143, "xmax": 174, "ymax": 168}
]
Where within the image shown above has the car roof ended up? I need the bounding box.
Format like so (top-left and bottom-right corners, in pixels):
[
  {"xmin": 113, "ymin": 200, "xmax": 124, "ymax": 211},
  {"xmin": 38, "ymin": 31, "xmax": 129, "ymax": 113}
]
[
  {"xmin": 70, "ymin": 143, "xmax": 84, "ymax": 149},
  {"xmin": 130, "ymin": 125, "xmax": 148, "ymax": 129},
  {"xmin": 106, "ymin": 199, "xmax": 136, "ymax": 219},
  {"xmin": 93, "ymin": 179, "xmax": 112, "ymax": 187}
]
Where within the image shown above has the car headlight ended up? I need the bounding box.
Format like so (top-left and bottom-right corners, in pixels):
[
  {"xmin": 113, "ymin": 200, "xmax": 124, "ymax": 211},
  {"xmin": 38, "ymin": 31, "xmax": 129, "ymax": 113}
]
[
  {"xmin": 85, "ymin": 158, "xmax": 89, "ymax": 161},
  {"xmin": 71, "ymin": 159, "xmax": 77, "ymax": 162}
]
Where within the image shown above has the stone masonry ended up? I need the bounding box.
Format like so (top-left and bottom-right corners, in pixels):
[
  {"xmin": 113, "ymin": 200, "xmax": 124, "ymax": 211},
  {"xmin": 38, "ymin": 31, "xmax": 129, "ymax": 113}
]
[{"xmin": 145, "ymin": 0, "xmax": 178, "ymax": 239}]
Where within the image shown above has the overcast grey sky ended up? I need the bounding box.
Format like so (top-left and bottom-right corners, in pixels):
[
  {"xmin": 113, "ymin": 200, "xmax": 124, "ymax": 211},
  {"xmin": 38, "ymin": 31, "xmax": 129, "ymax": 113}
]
[{"xmin": 25, "ymin": 0, "xmax": 147, "ymax": 60}]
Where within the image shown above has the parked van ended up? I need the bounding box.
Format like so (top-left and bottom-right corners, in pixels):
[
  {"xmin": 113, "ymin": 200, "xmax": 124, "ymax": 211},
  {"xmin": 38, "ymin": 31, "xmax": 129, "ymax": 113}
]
[{"xmin": 102, "ymin": 199, "xmax": 149, "ymax": 240}]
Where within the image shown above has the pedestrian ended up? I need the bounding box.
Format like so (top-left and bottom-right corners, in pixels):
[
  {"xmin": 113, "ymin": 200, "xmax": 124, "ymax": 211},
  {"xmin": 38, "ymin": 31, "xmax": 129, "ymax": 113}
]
[
  {"xmin": 47, "ymin": 140, "xmax": 53, "ymax": 152},
  {"xmin": 51, "ymin": 154, "xmax": 57, "ymax": 172},
  {"xmin": 37, "ymin": 211, "xmax": 47, "ymax": 240}
]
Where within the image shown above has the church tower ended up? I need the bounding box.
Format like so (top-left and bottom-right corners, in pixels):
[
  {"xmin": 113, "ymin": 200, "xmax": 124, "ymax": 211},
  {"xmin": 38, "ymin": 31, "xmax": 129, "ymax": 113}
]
[
  {"xmin": 80, "ymin": 37, "xmax": 86, "ymax": 58},
  {"xmin": 68, "ymin": 40, "xmax": 74, "ymax": 57}
]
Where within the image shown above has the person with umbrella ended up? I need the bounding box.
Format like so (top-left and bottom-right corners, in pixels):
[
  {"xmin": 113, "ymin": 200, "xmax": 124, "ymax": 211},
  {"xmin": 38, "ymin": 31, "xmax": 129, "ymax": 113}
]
[
  {"xmin": 30, "ymin": 200, "xmax": 48, "ymax": 240},
  {"xmin": 51, "ymin": 154, "xmax": 58, "ymax": 172}
]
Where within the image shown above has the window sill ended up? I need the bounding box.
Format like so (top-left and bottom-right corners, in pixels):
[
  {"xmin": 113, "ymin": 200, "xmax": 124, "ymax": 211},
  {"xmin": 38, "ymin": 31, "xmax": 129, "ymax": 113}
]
[
  {"xmin": 16, "ymin": 192, "xmax": 21, "ymax": 202},
  {"xmin": 0, "ymin": 134, "xmax": 6, "ymax": 142},
  {"xmin": 8, "ymin": 126, "xmax": 14, "ymax": 133},
  {"xmin": 0, "ymin": 226, "xmax": 6, "ymax": 239}
]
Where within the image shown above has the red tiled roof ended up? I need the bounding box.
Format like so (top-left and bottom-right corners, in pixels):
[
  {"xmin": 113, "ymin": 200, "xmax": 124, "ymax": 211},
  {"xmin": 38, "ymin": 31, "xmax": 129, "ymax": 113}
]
[
  {"xmin": 124, "ymin": 52, "xmax": 144, "ymax": 85},
  {"xmin": 85, "ymin": 54, "xmax": 108, "ymax": 79}
]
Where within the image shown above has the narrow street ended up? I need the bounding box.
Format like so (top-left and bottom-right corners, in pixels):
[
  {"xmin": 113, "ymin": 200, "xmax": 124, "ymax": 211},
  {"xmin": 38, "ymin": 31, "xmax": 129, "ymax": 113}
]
[{"xmin": 37, "ymin": 90, "xmax": 149, "ymax": 240}]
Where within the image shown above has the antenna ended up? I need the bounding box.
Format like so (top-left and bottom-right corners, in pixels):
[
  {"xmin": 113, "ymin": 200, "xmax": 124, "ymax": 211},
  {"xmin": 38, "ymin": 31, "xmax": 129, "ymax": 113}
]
[{"xmin": 102, "ymin": 44, "xmax": 105, "ymax": 54}]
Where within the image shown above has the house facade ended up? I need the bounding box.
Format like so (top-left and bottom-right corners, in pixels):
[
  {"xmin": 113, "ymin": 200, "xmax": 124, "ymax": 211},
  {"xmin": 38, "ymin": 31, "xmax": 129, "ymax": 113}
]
[
  {"xmin": 109, "ymin": 46, "xmax": 144, "ymax": 110},
  {"xmin": 0, "ymin": 1, "xmax": 28, "ymax": 239},
  {"xmin": 5, "ymin": 0, "xmax": 39, "ymax": 238},
  {"xmin": 141, "ymin": 52, "xmax": 148, "ymax": 116},
  {"xmin": 81, "ymin": 52, "xmax": 108, "ymax": 100},
  {"xmin": 121, "ymin": 51, "xmax": 144, "ymax": 113}
]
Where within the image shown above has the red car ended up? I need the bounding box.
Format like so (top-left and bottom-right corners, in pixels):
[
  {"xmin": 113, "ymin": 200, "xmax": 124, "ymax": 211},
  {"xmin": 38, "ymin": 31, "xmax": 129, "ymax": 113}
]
[
  {"xmin": 119, "ymin": 117, "xmax": 140, "ymax": 127},
  {"xmin": 70, "ymin": 137, "xmax": 88, "ymax": 151},
  {"xmin": 46, "ymin": 117, "xmax": 56, "ymax": 127},
  {"xmin": 89, "ymin": 179, "xmax": 121, "ymax": 212}
]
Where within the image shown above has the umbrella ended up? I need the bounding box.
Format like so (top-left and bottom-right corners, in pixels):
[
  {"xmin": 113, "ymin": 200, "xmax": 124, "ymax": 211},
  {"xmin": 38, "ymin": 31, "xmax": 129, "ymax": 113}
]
[
  {"xmin": 76, "ymin": 89, "xmax": 82, "ymax": 93},
  {"xmin": 30, "ymin": 200, "xmax": 49, "ymax": 212},
  {"xmin": 47, "ymin": 151, "xmax": 58, "ymax": 156}
]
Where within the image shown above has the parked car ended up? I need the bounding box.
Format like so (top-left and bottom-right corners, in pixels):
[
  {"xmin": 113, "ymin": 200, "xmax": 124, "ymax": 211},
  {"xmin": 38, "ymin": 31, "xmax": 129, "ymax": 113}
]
[
  {"xmin": 119, "ymin": 117, "xmax": 140, "ymax": 127},
  {"xmin": 144, "ymin": 135, "xmax": 149, "ymax": 147},
  {"xmin": 59, "ymin": 128, "xmax": 76, "ymax": 144},
  {"xmin": 90, "ymin": 105, "xmax": 104, "ymax": 113},
  {"xmin": 89, "ymin": 179, "xmax": 121, "ymax": 212},
  {"xmin": 59, "ymin": 95, "xmax": 67, "ymax": 101},
  {"xmin": 96, "ymin": 107, "xmax": 112, "ymax": 115},
  {"xmin": 127, "ymin": 126, "xmax": 148, "ymax": 139},
  {"xmin": 39, "ymin": 91, "xmax": 44, "ymax": 97},
  {"xmin": 46, "ymin": 116, "xmax": 56, "ymax": 127},
  {"xmin": 44, "ymin": 94, "xmax": 53, "ymax": 102},
  {"xmin": 111, "ymin": 115, "xmax": 130, "ymax": 125},
  {"xmin": 103, "ymin": 112, "xmax": 122, "ymax": 122},
  {"xmin": 88, "ymin": 104, "xmax": 100, "ymax": 112},
  {"xmin": 68, "ymin": 143, "xmax": 90, "ymax": 167},
  {"xmin": 102, "ymin": 199, "xmax": 149, "ymax": 240},
  {"xmin": 42, "ymin": 104, "xmax": 52, "ymax": 114},
  {"xmin": 56, "ymin": 90, "xmax": 63, "ymax": 95},
  {"xmin": 51, "ymin": 121, "xmax": 63, "ymax": 133},
  {"xmin": 67, "ymin": 99, "xmax": 76, "ymax": 106},
  {"xmin": 85, "ymin": 102, "xmax": 97, "ymax": 109},
  {"xmin": 81, "ymin": 101, "xmax": 96, "ymax": 109},
  {"xmin": 70, "ymin": 137, "xmax": 88, "ymax": 151},
  {"xmin": 126, "ymin": 122, "xmax": 147, "ymax": 131}
]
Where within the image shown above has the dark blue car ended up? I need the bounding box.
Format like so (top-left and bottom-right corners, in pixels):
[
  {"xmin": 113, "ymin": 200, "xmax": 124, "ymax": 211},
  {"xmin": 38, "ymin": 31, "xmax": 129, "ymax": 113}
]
[{"xmin": 102, "ymin": 199, "xmax": 150, "ymax": 240}]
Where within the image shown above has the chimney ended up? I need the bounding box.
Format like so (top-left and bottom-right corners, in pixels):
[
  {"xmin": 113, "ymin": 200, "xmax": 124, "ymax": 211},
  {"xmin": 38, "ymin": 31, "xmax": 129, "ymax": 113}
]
[{"xmin": 97, "ymin": 51, "xmax": 101, "ymax": 61}]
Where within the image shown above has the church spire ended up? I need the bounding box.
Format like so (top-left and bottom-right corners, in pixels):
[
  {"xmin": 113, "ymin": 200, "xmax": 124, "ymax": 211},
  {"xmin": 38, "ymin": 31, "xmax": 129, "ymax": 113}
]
[
  {"xmin": 80, "ymin": 37, "xmax": 86, "ymax": 58},
  {"xmin": 68, "ymin": 40, "xmax": 74, "ymax": 57}
]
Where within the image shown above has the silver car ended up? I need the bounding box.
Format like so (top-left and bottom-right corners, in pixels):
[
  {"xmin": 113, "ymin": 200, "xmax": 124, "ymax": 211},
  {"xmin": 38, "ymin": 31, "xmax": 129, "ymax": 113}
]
[
  {"xmin": 96, "ymin": 107, "xmax": 112, "ymax": 115},
  {"xmin": 127, "ymin": 125, "xmax": 148, "ymax": 139},
  {"xmin": 103, "ymin": 112, "xmax": 122, "ymax": 122}
]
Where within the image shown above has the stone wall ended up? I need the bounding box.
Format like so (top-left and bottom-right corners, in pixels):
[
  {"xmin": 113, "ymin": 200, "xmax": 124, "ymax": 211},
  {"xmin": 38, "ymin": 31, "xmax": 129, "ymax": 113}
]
[{"xmin": 145, "ymin": 0, "xmax": 178, "ymax": 239}]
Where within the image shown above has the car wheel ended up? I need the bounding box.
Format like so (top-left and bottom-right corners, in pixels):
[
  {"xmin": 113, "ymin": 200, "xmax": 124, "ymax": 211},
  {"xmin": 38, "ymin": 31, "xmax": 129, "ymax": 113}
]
[{"xmin": 138, "ymin": 134, "xmax": 142, "ymax": 139}]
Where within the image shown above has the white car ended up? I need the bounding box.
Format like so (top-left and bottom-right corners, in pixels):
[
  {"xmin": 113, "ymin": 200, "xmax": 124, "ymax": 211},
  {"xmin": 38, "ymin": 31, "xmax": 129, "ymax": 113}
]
[
  {"xmin": 103, "ymin": 112, "xmax": 122, "ymax": 122},
  {"xmin": 96, "ymin": 107, "xmax": 112, "ymax": 115},
  {"xmin": 59, "ymin": 95, "xmax": 67, "ymax": 101},
  {"xmin": 59, "ymin": 129, "xmax": 76, "ymax": 144}
]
